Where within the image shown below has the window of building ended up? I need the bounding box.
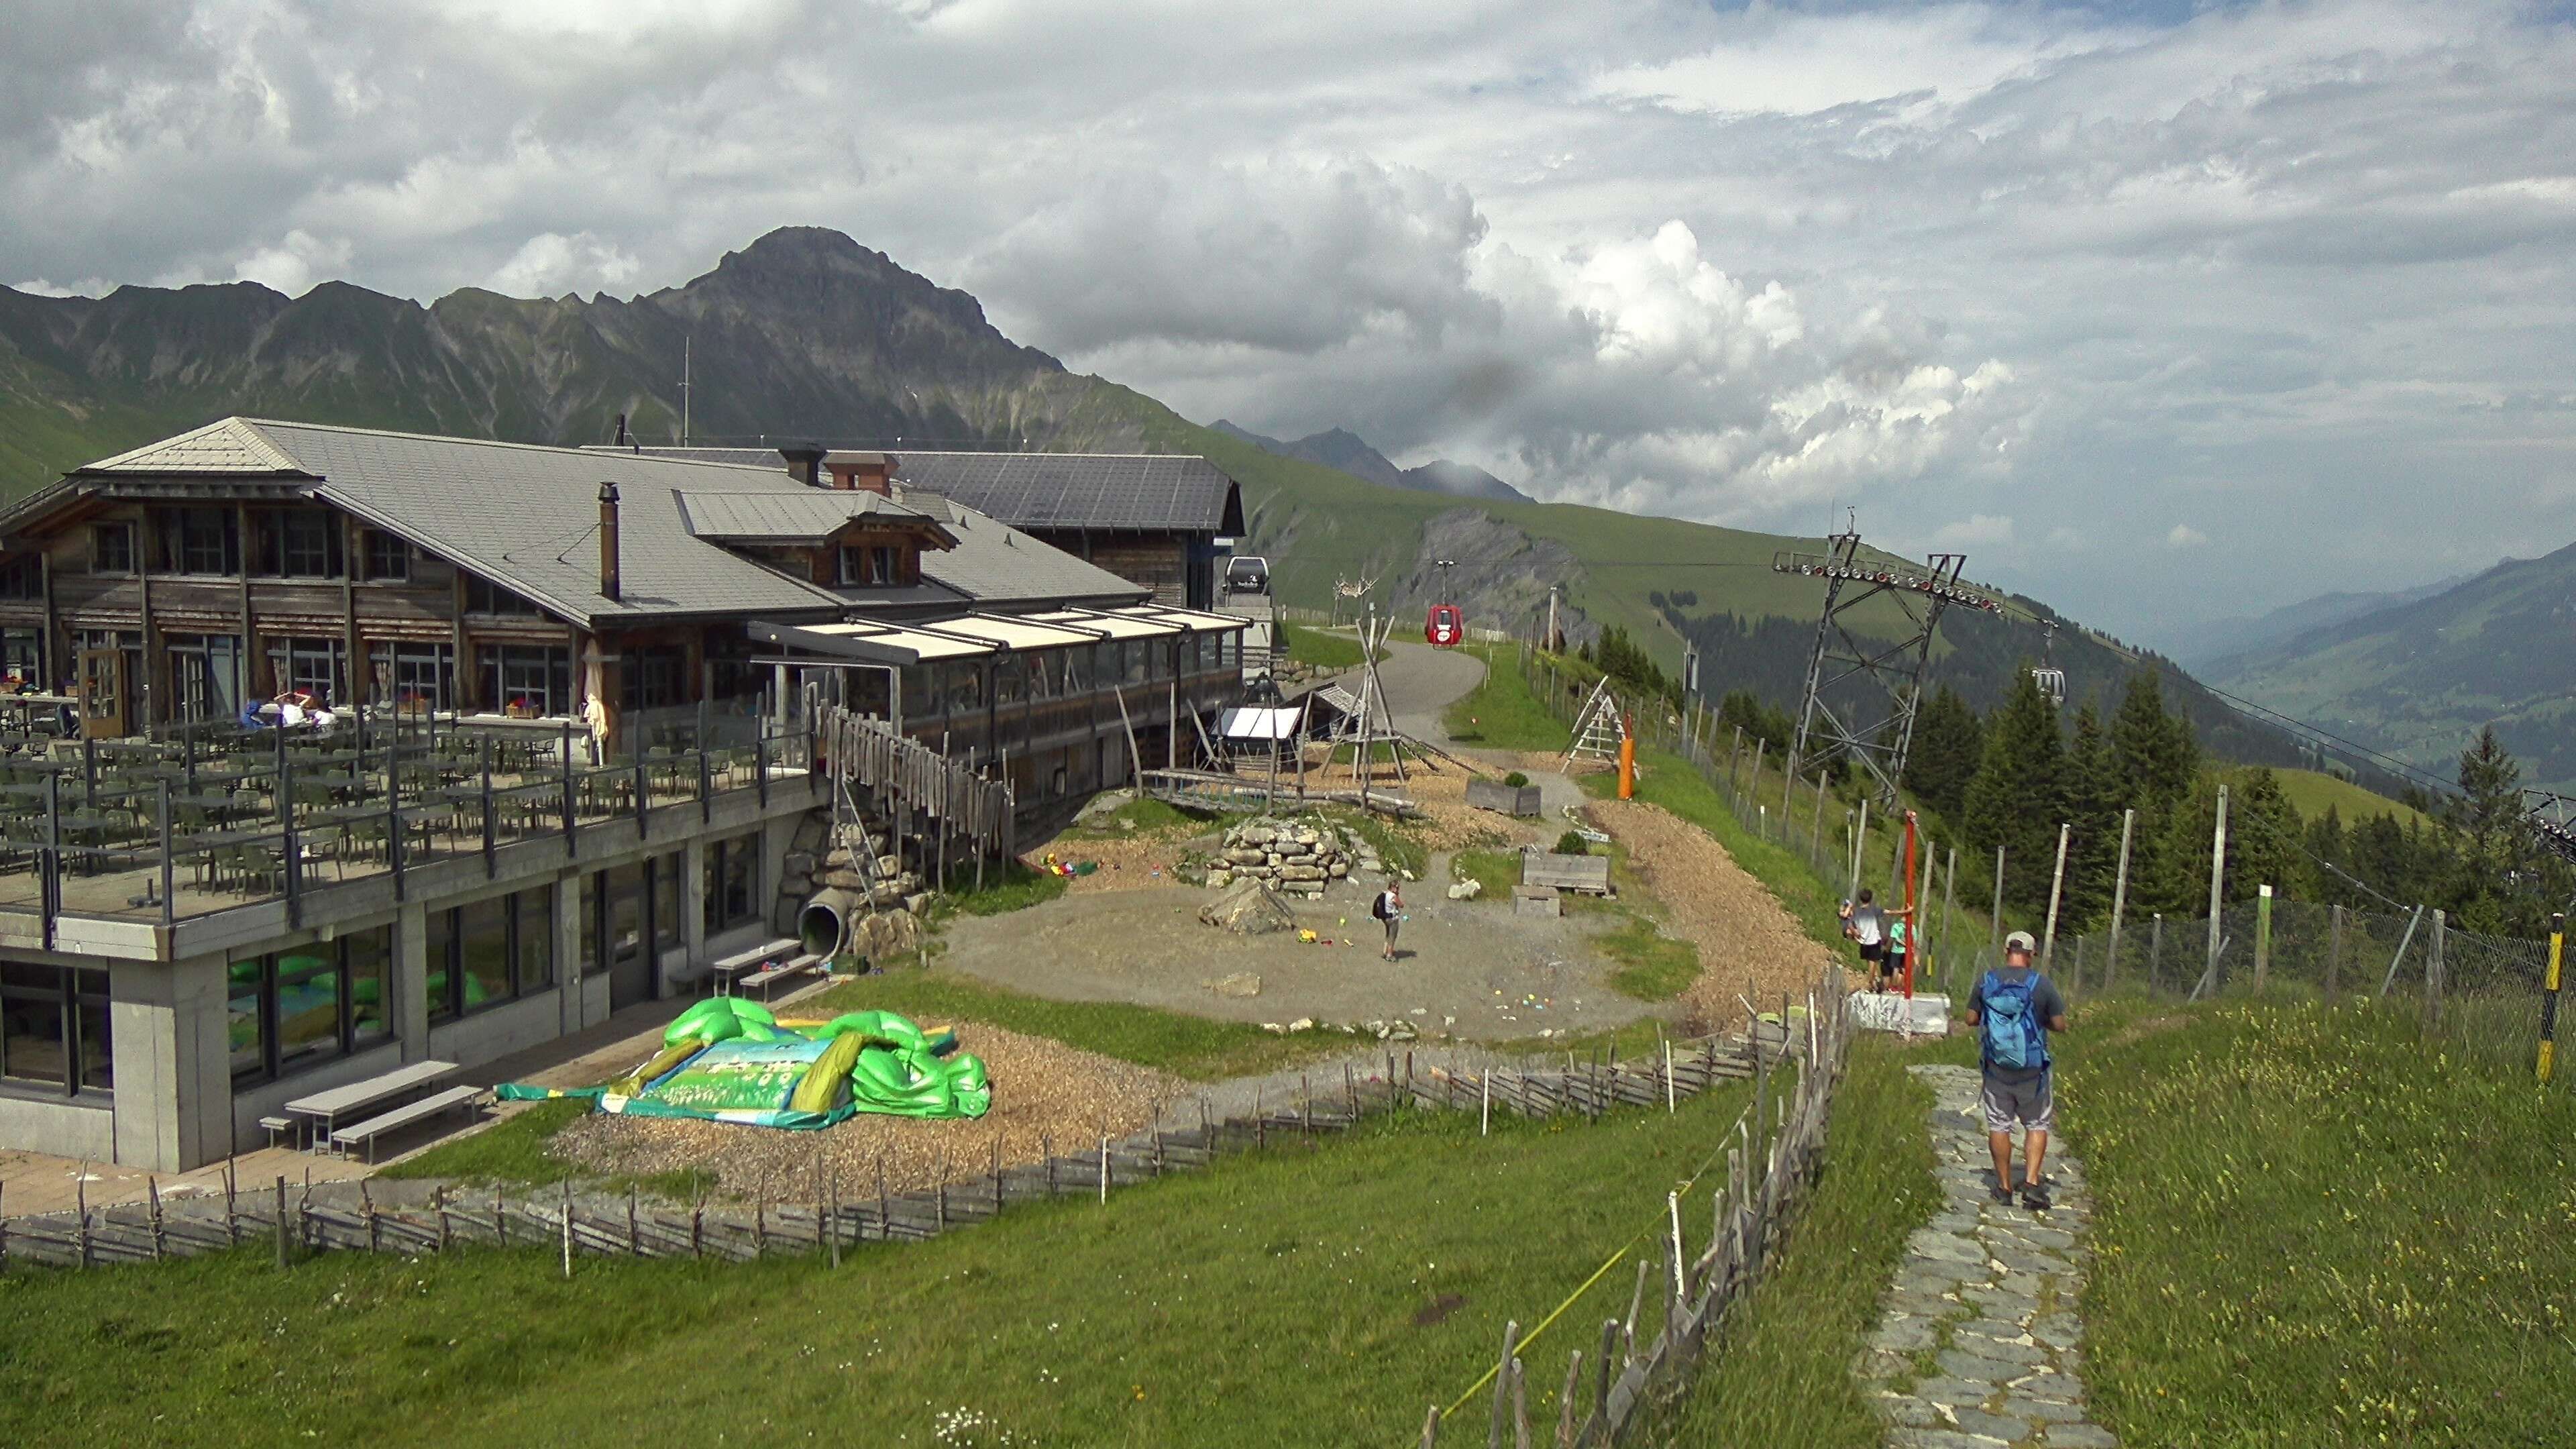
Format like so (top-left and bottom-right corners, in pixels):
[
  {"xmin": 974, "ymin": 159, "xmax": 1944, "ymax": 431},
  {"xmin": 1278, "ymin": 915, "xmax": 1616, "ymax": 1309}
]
[
  {"xmin": 426, "ymin": 884, "xmax": 555, "ymax": 1024},
  {"xmin": 1218, "ymin": 632, "xmax": 1238, "ymax": 670},
  {"xmin": 481, "ymin": 644, "xmax": 572, "ymax": 716},
  {"xmin": 944, "ymin": 660, "xmax": 983, "ymax": 716},
  {"xmin": 898, "ymin": 663, "xmax": 938, "ymax": 724},
  {"xmin": 225, "ymin": 928, "xmax": 392, "ymax": 1087},
  {"xmin": 1063, "ymin": 644, "xmax": 1093, "ymax": 692},
  {"xmin": 835, "ymin": 544, "xmax": 904, "ymax": 587},
  {"xmin": 276, "ymin": 509, "xmax": 342, "ymax": 578},
  {"xmin": 267, "ymin": 637, "xmax": 345, "ymax": 703},
  {"xmin": 1, "ymin": 627, "xmax": 42, "ymax": 688},
  {"xmin": 364, "ymin": 530, "xmax": 410, "ymax": 582},
  {"xmin": 0, "ymin": 553, "xmax": 38, "ymax": 600},
  {"xmin": 465, "ymin": 576, "xmax": 545, "ymax": 616},
  {"xmin": 369, "ymin": 641, "xmax": 455, "ymax": 713},
  {"xmin": 651, "ymin": 854, "xmax": 681, "ymax": 958},
  {"xmin": 704, "ymin": 833, "xmax": 761, "ymax": 935},
  {"xmin": 171, "ymin": 507, "xmax": 239, "ymax": 574},
  {"xmin": 1122, "ymin": 640, "xmax": 1149, "ymax": 685},
  {"xmin": 1, "ymin": 963, "xmax": 110, "ymax": 1095},
  {"xmin": 622, "ymin": 645, "xmax": 686, "ymax": 712},
  {"xmin": 93, "ymin": 523, "xmax": 134, "ymax": 575},
  {"xmin": 992, "ymin": 654, "xmax": 1027, "ymax": 706},
  {"xmin": 170, "ymin": 633, "xmax": 244, "ymax": 725}
]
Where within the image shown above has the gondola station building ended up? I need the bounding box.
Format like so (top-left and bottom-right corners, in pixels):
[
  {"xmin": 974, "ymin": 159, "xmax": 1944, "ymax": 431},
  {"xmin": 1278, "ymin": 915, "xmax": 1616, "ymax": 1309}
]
[{"xmin": 0, "ymin": 418, "xmax": 1246, "ymax": 1171}]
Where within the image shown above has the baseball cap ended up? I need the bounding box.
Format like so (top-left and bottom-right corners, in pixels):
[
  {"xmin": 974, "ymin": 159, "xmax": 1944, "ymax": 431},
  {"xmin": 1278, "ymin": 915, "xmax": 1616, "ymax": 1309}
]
[{"xmin": 2004, "ymin": 930, "xmax": 2037, "ymax": 954}]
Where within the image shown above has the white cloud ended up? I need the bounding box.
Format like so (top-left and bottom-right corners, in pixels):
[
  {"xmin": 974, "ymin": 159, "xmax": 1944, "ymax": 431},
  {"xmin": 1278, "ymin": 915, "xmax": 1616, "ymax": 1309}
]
[
  {"xmin": 2167, "ymin": 524, "xmax": 2209, "ymax": 549},
  {"xmin": 230, "ymin": 231, "xmax": 355, "ymax": 297},
  {"xmin": 486, "ymin": 231, "xmax": 644, "ymax": 298},
  {"xmin": 0, "ymin": 0, "xmax": 2570, "ymax": 639},
  {"xmin": 1930, "ymin": 514, "xmax": 2016, "ymax": 549}
]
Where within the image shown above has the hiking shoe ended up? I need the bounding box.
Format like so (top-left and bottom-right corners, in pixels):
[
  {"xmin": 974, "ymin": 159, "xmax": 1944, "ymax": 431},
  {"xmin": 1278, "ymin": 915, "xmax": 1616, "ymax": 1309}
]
[
  {"xmin": 2020, "ymin": 1181, "xmax": 2053, "ymax": 1212},
  {"xmin": 1988, "ymin": 1183, "xmax": 2015, "ymax": 1205}
]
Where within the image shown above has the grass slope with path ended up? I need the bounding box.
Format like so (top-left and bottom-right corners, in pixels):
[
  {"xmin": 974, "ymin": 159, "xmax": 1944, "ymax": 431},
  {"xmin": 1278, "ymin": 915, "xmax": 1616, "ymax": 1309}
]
[
  {"xmin": 1649, "ymin": 1034, "xmax": 1943, "ymax": 1446},
  {"xmin": 1, "ymin": 1077, "xmax": 1761, "ymax": 1449}
]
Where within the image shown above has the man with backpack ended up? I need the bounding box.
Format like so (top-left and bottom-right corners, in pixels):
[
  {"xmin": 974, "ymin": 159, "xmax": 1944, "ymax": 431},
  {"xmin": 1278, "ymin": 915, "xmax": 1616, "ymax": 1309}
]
[
  {"xmin": 1373, "ymin": 881, "xmax": 1403, "ymax": 961},
  {"xmin": 1960, "ymin": 930, "xmax": 2070, "ymax": 1210}
]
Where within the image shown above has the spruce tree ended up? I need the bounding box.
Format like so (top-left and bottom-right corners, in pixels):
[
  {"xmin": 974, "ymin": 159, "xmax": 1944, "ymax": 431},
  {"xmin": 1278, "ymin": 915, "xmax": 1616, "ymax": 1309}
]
[
  {"xmin": 2447, "ymin": 727, "xmax": 2535, "ymax": 934},
  {"xmin": 1905, "ymin": 686, "xmax": 1983, "ymax": 820},
  {"xmin": 2110, "ymin": 669, "xmax": 2198, "ymax": 814},
  {"xmin": 1960, "ymin": 669, "xmax": 2065, "ymax": 914},
  {"xmin": 2060, "ymin": 700, "xmax": 2121, "ymax": 928}
]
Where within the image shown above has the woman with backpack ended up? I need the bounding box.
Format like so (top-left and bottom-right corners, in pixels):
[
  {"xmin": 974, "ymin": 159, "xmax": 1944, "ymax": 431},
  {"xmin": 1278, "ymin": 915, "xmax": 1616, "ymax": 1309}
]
[
  {"xmin": 1959, "ymin": 930, "xmax": 2070, "ymax": 1210},
  {"xmin": 1373, "ymin": 882, "xmax": 1403, "ymax": 961}
]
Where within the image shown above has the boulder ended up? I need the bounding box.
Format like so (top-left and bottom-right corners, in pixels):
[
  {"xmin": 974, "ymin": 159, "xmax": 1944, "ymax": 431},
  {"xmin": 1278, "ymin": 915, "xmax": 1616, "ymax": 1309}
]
[
  {"xmin": 1205, "ymin": 971, "xmax": 1263, "ymax": 998},
  {"xmin": 1275, "ymin": 839, "xmax": 1310, "ymax": 857},
  {"xmin": 875, "ymin": 853, "xmax": 904, "ymax": 877},
  {"xmin": 1328, "ymin": 861, "xmax": 1349, "ymax": 879},
  {"xmin": 1226, "ymin": 847, "xmax": 1268, "ymax": 865},
  {"xmin": 1198, "ymin": 879, "xmax": 1297, "ymax": 935},
  {"xmin": 1207, "ymin": 869, "xmax": 1232, "ymax": 890},
  {"xmin": 1239, "ymin": 822, "xmax": 1277, "ymax": 845},
  {"xmin": 783, "ymin": 851, "xmax": 816, "ymax": 876},
  {"xmin": 1446, "ymin": 878, "xmax": 1482, "ymax": 900},
  {"xmin": 1278, "ymin": 863, "xmax": 1326, "ymax": 882}
]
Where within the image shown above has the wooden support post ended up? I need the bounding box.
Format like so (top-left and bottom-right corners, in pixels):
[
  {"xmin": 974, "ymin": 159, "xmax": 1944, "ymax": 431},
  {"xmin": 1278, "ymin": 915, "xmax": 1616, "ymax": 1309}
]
[
  {"xmin": 1556, "ymin": 1350, "xmax": 1581, "ymax": 1448},
  {"xmin": 2253, "ymin": 883, "xmax": 2275, "ymax": 992},
  {"xmin": 2041, "ymin": 822, "xmax": 2070, "ymax": 969},
  {"xmin": 1487, "ymin": 1320, "xmax": 1520, "ymax": 1449},
  {"xmin": 2326, "ymin": 904, "xmax": 2346, "ymax": 1004},
  {"xmin": 560, "ymin": 1181, "xmax": 574, "ymax": 1279},
  {"xmin": 2426, "ymin": 908, "xmax": 2447, "ymax": 1028},
  {"xmin": 2204, "ymin": 784, "xmax": 2230, "ymax": 994},
  {"xmin": 274, "ymin": 1175, "xmax": 288, "ymax": 1269},
  {"xmin": 2105, "ymin": 808, "xmax": 2135, "ymax": 989}
]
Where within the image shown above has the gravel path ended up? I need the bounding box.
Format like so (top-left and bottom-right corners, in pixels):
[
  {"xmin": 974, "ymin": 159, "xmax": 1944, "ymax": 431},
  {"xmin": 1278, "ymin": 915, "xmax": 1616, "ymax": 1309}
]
[
  {"xmin": 1862, "ymin": 1064, "xmax": 2116, "ymax": 1448},
  {"xmin": 1585, "ymin": 796, "xmax": 1844, "ymax": 1034}
]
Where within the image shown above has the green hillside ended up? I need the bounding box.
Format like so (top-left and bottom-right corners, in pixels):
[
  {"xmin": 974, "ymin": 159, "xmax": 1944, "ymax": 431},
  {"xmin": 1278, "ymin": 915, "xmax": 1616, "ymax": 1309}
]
[
  {"xmin": 2271, "ymin": 767, "xmax": 2430, "ymax": 830},
  {"xmin": 2207, "ymin": 543, "xmax": 2576, "ymax": 790}
]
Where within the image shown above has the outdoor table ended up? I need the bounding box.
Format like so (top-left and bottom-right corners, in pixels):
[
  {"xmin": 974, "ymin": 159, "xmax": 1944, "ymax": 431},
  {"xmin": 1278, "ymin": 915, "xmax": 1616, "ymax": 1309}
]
[{"xmin": 283, "ymin": 1060, "xmax": 458, "ymax": 1149}]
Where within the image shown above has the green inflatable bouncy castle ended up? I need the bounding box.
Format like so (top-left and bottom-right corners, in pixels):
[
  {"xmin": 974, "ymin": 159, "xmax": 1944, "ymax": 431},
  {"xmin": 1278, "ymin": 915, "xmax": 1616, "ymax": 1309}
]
[{"xmin": 498, "ymin": 1000, "xmax": 990, "ymax": 1128}]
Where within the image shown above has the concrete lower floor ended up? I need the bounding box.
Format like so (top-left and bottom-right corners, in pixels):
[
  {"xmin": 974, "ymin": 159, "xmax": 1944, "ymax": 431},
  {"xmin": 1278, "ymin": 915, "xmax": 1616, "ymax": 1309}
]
[{"xmin": 0, "ymin": 797, "xmax": 828, "ymax": 1173}]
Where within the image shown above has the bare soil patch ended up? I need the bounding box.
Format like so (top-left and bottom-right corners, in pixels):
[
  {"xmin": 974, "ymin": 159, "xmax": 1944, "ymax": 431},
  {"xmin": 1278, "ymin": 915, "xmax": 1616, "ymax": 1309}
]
[
  {"xmin": 1585, "ymin": 798, "xmax": 1842, "ymax": 1035},
  {"xmin": 547, "ymin": 1023, "xmax": 1180, "ymax": 1200}
]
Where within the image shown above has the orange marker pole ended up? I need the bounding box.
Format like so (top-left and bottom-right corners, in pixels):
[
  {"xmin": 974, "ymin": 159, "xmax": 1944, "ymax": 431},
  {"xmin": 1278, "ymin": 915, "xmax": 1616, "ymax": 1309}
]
[
  {"xmin": 1617, "ymin": 719, "xmax": 1635, "ymax": 800},
  {"xmin": 1902, "ymin": 810, "xmax": 1920, "ymax": 1000}
]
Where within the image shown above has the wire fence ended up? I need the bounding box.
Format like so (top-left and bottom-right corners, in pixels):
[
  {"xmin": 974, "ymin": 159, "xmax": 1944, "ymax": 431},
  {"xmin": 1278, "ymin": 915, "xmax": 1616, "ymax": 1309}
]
[{"xmin": 1509, "ymin": 643, "xmax": 2571, "ymax": 1093}]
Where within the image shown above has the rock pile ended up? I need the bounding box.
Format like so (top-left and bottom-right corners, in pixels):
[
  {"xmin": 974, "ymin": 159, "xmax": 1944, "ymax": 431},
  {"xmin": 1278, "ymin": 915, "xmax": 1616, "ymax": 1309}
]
[
  {"xmin": 1203, "ymin": 816, "xmax": 1379, "ymax": 898},
  {"xmin": 1199, "ymin": 879, "xmax": 1296, "ymax": 935},
  {"xmin": 775, "ymin": 822, "xmax": 928, "ymax": 914}
]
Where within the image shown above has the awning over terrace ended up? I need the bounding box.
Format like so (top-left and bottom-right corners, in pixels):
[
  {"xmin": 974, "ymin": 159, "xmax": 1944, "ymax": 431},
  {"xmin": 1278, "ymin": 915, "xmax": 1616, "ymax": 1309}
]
[{"xmin": 749, "ymin": 604, "xmax": 1245, "ymax": 663}]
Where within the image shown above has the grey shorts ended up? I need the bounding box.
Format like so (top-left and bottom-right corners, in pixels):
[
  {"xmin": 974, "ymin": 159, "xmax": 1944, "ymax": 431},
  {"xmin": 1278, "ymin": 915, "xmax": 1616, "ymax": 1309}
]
[
  {"xmin": 1981, "ymin": 1071, "xmax": 2054, "ymax": 1133},
  {"xmin": 1383, "ymin": 916, "xmax": 1399, "ymax": 944}
]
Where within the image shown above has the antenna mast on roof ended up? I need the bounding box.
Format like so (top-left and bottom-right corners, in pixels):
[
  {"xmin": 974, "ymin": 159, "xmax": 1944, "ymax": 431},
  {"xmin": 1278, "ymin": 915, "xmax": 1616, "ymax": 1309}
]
[{"xmin": 680, "ymin": 336, "xmax": 692, "ymax": 445}]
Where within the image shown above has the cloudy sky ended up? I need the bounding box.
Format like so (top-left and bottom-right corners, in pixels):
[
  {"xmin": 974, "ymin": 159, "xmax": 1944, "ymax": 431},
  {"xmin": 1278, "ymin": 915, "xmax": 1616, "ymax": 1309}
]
[{"xmin": 7, "ymin": 0, "xmax": 2574, "ymax": 648}]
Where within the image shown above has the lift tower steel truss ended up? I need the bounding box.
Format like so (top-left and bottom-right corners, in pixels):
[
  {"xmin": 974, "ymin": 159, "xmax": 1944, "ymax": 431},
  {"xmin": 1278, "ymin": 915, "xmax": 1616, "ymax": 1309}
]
[{"xmin": 1775, "ymin": 531, "xmax": 1998, "ymax": 811}]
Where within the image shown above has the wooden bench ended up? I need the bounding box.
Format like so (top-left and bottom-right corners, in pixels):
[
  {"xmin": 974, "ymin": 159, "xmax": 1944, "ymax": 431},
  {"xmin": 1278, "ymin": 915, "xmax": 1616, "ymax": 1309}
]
[
  {"xmin": 328, "ymin": 1085, "xmax": 484, "ymax": 1165},
  {"xmin": 708, "ymin": 937, "xmax": 800, "ymax": 996},
  {"xmin": 737, "ymin": 953, "xmax": 825, "ymax": 1003},
  {"xmin": 259, "ymin": 1115, "xmax": 297, "ymax": 1150}
]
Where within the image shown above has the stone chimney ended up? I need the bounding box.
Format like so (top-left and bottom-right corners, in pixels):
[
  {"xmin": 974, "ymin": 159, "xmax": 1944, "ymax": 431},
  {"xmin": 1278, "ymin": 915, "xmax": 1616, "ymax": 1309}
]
[
  {"xmin": 598, "ymin": 482, "xmax": 621, "ymax": 602},
  {"xmin": 824, "ymin": 450, "xmax": 896, "ymax": 495},
  {"xmin": 779, "ymin": 443, "xmax": 826, "ymax": 487}
]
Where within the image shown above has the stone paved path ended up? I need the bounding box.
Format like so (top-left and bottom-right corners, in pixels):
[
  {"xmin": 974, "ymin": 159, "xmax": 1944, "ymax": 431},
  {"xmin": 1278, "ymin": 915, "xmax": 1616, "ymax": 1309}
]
[{"xmin": 1860, "ymin": 1063, "xmax": 2117, "ymax": 1448}]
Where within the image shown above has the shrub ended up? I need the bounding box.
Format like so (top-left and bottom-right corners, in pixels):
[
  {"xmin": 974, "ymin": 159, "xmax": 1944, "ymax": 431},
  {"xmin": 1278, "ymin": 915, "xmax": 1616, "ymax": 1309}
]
[
  {"xmin": 1502, "ymin": 770, "xmax": 1529, "ymax": 788},
  {"xmin": 1554, "ymin": 830, "xmax": 1589, "ymax": 855}
]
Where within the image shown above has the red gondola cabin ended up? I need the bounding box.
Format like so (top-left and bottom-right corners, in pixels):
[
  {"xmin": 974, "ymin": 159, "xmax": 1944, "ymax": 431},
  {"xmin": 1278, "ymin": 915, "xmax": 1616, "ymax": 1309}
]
[{"xmin": 1425, "ymin": 604, "xmax": 1464, "ymax": 647}]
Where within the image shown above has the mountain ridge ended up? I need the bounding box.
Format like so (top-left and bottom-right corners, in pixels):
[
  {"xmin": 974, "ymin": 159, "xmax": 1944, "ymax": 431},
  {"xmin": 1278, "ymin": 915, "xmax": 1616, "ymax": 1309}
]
[
  {"xmin": 0, "ymin": 224, "xmax": 2339, "ymax": 784},
  {"xmin": 1210, "ymin": 419, "xmax": 1531, "ymax": 503}
]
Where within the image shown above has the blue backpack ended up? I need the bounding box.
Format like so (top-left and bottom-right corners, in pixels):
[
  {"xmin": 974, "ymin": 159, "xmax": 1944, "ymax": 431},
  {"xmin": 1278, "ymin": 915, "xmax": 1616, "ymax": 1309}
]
[{"xmin": 1978, "ymin": 971, "xmax": 2049, "ymax": 1072}]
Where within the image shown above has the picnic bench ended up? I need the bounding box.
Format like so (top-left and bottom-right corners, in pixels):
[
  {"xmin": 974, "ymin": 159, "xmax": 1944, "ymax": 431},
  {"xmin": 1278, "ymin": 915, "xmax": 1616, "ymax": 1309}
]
[
  {"xmin": 283, "ymin": 1059, "xmax": 457, "ymax": 1149},
  {"xmin": 708, "ymin": 937, "xmax": 800, "ymax": 996},
  {"xmin": 328, "ymin": 1085, "xmax": 484, "ymax": 1164},
  {"xmin": 737, "ymin": 953, "xmax": 826, "ymax": 1002}
]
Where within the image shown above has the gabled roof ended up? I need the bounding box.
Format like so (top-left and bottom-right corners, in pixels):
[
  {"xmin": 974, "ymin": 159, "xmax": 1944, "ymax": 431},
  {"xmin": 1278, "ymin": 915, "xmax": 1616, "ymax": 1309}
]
[
  {"xmin": 48, "ymin": 419, "xmax": 1147, "ymax": 628},
  {"xmin": 601, "ymin": 445, "xmax": 1244, "ymax": 535},
  {"xmin": 676, "ymin": 489, "xmax": 947, "ymax": 546},
  {"xmin": 84, "ymin": 417, "xmax": 309, "ymax": 476}
]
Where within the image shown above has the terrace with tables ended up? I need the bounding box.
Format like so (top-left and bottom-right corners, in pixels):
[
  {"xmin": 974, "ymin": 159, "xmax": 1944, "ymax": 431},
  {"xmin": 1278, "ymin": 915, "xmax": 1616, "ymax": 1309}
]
[{"xmin": 0, "ymin": 708, "xmax": 816, "ymax": 953}]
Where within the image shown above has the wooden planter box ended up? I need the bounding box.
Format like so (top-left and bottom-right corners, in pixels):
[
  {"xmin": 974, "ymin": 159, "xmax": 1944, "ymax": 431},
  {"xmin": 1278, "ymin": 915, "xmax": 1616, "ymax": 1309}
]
[
  {"xmin": 1521, "ymin": 849, "xmax": 1611, "ymax": 895},
  {"xmin": 1513, "ymin": 885, "xmax": 1562, "ymax": 918},
  {"xmin": 1466, "ymin": 779, "xmax": 1543, "ymax": 817}
]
